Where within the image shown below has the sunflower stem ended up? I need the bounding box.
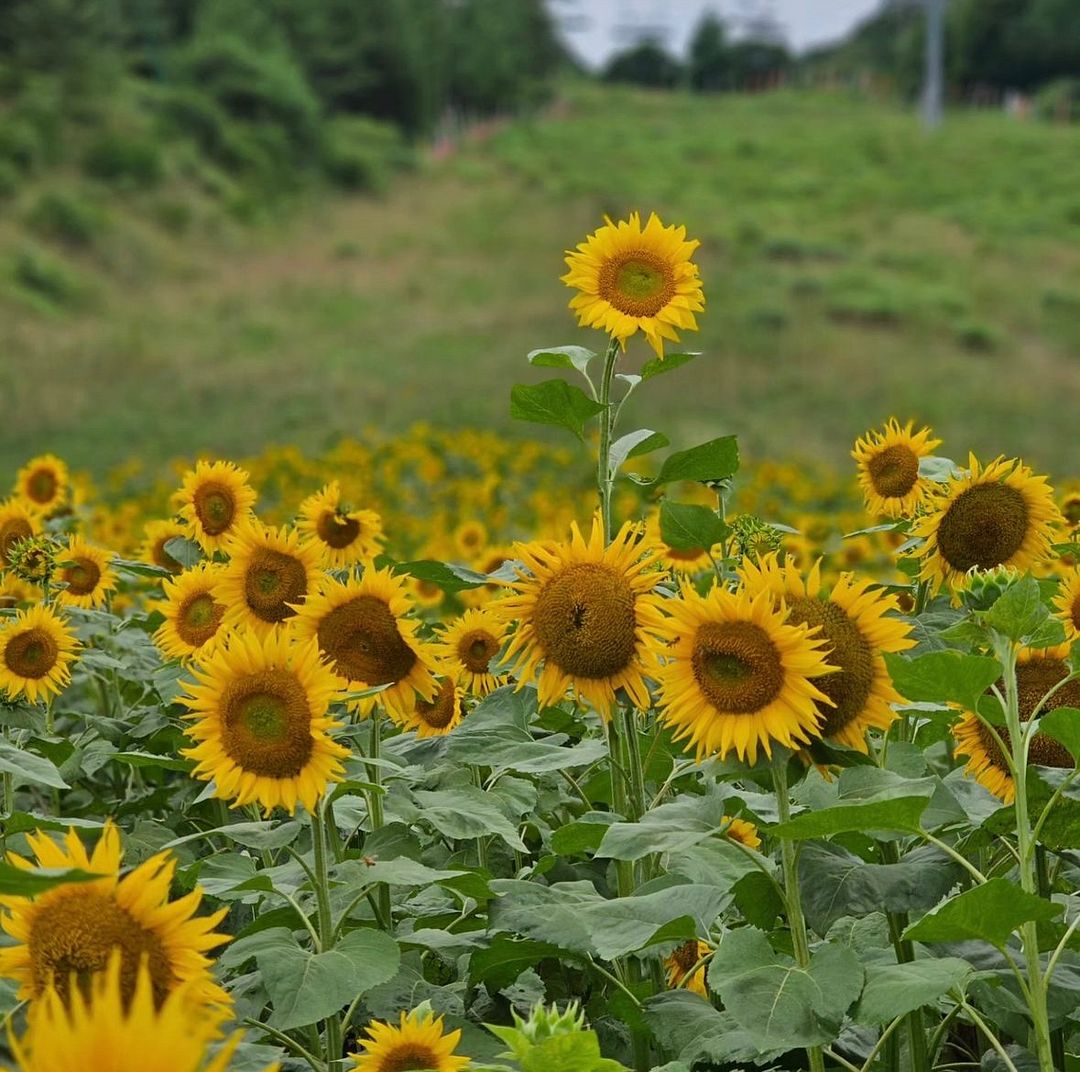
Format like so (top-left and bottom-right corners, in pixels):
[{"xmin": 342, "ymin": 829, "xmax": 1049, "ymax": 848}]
[
  {"xmin": 366, "ymin": 709, "xmax": 392, "ymax": 930},
  {"xmin": 771, "ymin": 756, "xmax": 826, "ymax": 1072},
  {"xmin": 596, "ymin": 335, "xmax": 621, "ymax": 543},
  {"xmin": 310, "ymin": 801, "xmax": 343, "ymax": 1069},
  {"xmin": 1036, "ymin": 846, "xmax": 1068, "ymax": 1071}
]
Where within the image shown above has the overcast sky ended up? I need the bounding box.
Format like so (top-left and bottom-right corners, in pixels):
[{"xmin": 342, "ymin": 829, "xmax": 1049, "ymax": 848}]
[{"xmin": 554, "ymin": 0, "xmax": 884, "ymax": 64}]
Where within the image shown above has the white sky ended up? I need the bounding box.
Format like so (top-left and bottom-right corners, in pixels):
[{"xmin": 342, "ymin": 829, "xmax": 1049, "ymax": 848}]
[{"xmin": 554, "ymin": 0, "xmax": 884, "ymax": 64}]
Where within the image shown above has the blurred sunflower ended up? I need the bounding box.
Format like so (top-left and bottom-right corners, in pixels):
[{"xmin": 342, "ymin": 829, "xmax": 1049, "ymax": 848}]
[
  {"xmin": 852, "ymin": 419, "xmax": 941, "ymax": 519},
  {"xmin": 664, "ymin": 939, "xmax": 710, "ymax": 997},
  {"xmin": 350, "ymin": 1009, "xmax": 469, "ymax": 1072},
  {"xmin": 400, "ymin": 677, "xmax": 465, "ymax": 738},
  {"xmin": 181, "ymin": 630, "xmax": 347, "ymax": 814},
  {"xmin": 297, "ymin": 481, "xmax": 384, "ymax": 568},
  {"xmin": 140, "ymin": 519, "xmax": 189, "ymax": 575},
  {"xmin": 177, "ymin": 461, "xmax": 257, "ymax": 554},
  {"xmin": 912, "ymin": 455, "xmax": 1059, "ymax": 595},
  {"xmin": 0, "ymin": 603, "xmax": 79, "ymax": 704},
  {"xmin": 453, "ymin": 520, "xmax": 488, "ymax": 558},
  {"xmin": 0, "ymin": 499, "xmax": 41, "ymax": 570},
  {"xmin": 723, "ymin": 815, "xmax": 762, "ymax": 849},
  {"xmin": 14, "ymin": 454, "xmax": 69, "ymax": 516},
  {"xmin": 500, "ymin": 520, "xmax": 666, "ymax": 718},
  {"xmin": 562, "ymin": 211, "xmax": 704, "ymax": 359},
  {"xmin": 55, "ymin": 535, "xmax": 117, "ymax": 610},
  {"xmin": 434, "ymin": 608, "xmax": 507, "ymax": 696},
  {"xmin": 154, "ymin": 563, "xmax": 227, "ymax": 662},
  {"xmin": 1053, "ymin": 570, "xmax": 1080, "ymax": 641},
  {"xmin": 0, "ymin": 821, "xmax": 229, "ymax": 1011}
]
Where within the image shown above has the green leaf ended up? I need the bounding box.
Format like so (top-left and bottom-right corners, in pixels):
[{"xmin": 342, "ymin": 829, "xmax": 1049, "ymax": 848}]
[
  {"xmin": 658, "ymin": 502, "xmax": 728, "ymax": 552},
  {"xmin": 770, "ymin": 795, "xmax": 932, "ymax": 839},
  {"xmin": 902, "ymin": 878, "xmax": 1062, "ymax": 948},
  {"xmin": 884, "ymin": 651, "xmax": 1002, "ymax": 711},
  {"xmin": 111, "ymin": 751, "xmax": 193, "ymax": 772},
  {"xmin": 0, "ymin": 742, "xmax": 68, "ymax": 789},
  {"xmin": 510, "ymin": 380, "xmax": 605, "ymax": 440},
  {"xmin": 639, "ymin": 351, "xmax": 699, "ymax": 381},
  {"xmin": 650, "ymin": 437, "xmax": 739, "ymax": 487},
  {"xmin": 550, "ymin": 816, "xmax": 616, "ymax": 856},
  {"xmin": 469, "ymin": 935, "xmax": 563, "ymax": 989},
  {"xmin": 0, "ymin": 864, "xmax": 100, "ymax": 897},
  {"xmin": 412, "ymin": 788, "xmax": 528, "ymax": 850},
  {"xmin": 596, "ymin": 794, "xmax": 732, "ymax": 861},
  {"xmin": 394, "ymin": 559, "xmax": 487, "ymax": 593},
  {"xmin": 1035, "ymin": 707, "xmax": 1080, "ymax": 760},
  {"xmin": 526, "ymin": 345, "xmax": 596, "ymax": 375},
  {"xmin": 608, "ymin": 429, "xmax": 669, "ymax": 473},
  {"xmin": 162, "ymin": 536, "xmax": 202, "ymax": 569},
  {"xmin": 110, "ymin": 557, "xmax": 172, "ymax": 579},
  {"xmin": 986, "ymin": 577, "xmax": 1049, "ymax": 641},
  {"xmin": 333, "ymin": 856, "xmax": 467, "ymax": 888},
  {"xmin": 853, "ymin": 958, "xmax": 972, "ymax": 1026}
]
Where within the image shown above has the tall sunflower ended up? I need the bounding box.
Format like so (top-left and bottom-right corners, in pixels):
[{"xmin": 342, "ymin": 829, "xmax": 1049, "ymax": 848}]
[
  {"xmin": 0, "ymin": 499, "xmax": 41, "ymax": 570},
  {"xmin": 0, "ymin": 603, "xmax": 79, "ymax": 704},
  {"xmin": 562, "ymin": 212, "xmax": 704, "ymax": 359},
  {"xmin": 176, "ymin": 461, "xmax": 257, "ymax": 554},
  {"xmin": 291, "ymin": 568, "xmax": 441, "ymax": 721},
  {"xmin": 0, "ymin": 821, "xmax": 229, "ymax": 1011},
  {"xmin": 1053, "ymin": 570, "xmax": 1080, "ymax": 641},
  {"xmin": 54, "ymin": 535, "xmax": 117, "ymax": 610},
  {"xmin": 217, "ymin": 520, "xmax": 321, "ymax": 636},
  {"xmin": 852, "ymin": 419, "xmax": 941, "ymax": 519},
  {"xmin": 400, "ymin": 677, "xmax": 465, "ymax": 738},
  {"xmin": 297, "ymin": 482, "xmax": 384, "ymax": 569},
  {"xmin": 181, "ymin": 629, "xmax": 347, "ymax": 814},
  {"xmin": 350, "ymin": 1009, "xmax": 470, "ymax": 1072},
  {"xmin": 140, "ymin": 519, "xmax": 189, "ymax": 575},
  {"xmin": 433, "ymin": 608, "xmax": 507, "ymax": 697},
  {"xmin": 740, "ymin": 555, "xmax": 915, "ymax": 751},
  {"xmin": 664, "ymin": 939, "xmax": 710, "ymax": 998},
  {"xmin": 912, "ymin": 454, "xmax": 1060, "ymax": 595},
  {"xmin": 656, "ymin": 584, "xmax": 836, "ymax": 764},
  {"xmin": 499, "ymin": 520, "xmax": 666, "ymax": 718},
  {"xmin": 14, "ymin": 455, "xmax": 69, "ymax": 517},
  {"xmin": 953, "ymin": 644, "xmax": 1080, "ymax": 803},
  {"xmin": 154, "ymin": 563, "xmax": 228, "ymax": 662}
]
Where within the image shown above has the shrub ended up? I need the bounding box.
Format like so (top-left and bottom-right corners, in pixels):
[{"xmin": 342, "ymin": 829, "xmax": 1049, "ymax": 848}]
[
  {"xmin": 25, "ymin": 190, "xmax": 107, "ymax": 247},
  {"xmin": 0, "ymin": 159, "xmax": 19, "ymax": 199},
  {"xmin": 83, "ymin": 130, "xmax": 163, "ymax": 187},
  {"xmin": 320, "ymin": 115, "xmax": 410, "ymax": 192},
  {"xmin": 1036, "ymin": 78, "xmax": 1080, "ymax": 123},
  {"xmin": 0, "ymin": 118, "xmax": 41, "ymax": 171},
  {"xmin": 10, "ymin": 245, "xmax": 83, "ymax": 308}
]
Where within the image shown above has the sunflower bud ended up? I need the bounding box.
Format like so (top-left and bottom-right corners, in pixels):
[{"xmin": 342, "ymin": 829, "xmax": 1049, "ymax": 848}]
[{"xmin": 6, "ymin": 534, "xmax": 59, "ymax": 587}]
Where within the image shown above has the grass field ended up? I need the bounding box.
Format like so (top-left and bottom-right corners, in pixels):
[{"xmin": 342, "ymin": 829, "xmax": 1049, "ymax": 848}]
[{"xmin": 4, "ymin": 83, "xmax": 1080, "ymax": 479}]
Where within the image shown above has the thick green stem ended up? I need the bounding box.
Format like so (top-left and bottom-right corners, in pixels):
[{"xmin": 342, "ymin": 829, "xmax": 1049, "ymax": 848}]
[
  {"xmin": 772, "ymin": 758, "xmax": 825, "ymax": 1072},
  {"xmin": 596, "ymin": 336, "xmax": 620, "ymax": 542},
  {"xmin": 1036, "ymin": 847, "xmax": 1068, "ymax": 1070},
  {"xmin": 310, "ymin": 803, "xmax": 343, "ymax": 1068},
  {"xmin": 366, "ymin": 710, "xmax": 392, "ymax": 929}
]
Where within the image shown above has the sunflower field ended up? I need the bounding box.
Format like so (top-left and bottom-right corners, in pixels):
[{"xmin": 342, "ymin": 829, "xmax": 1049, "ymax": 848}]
[{"xmin": 2, "ymin": 210, "xmax": 1080, "ymax": 1072}]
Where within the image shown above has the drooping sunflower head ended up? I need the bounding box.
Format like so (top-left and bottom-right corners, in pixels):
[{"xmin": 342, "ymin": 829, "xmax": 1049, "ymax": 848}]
[
  {"xmin": 740, "ymin": 554, "xmax": 915, "ymax": 752},
  {"xmin": 723, "ymin": 815, "xmax": 762, "ymax": 850},
  {"xmin": 0, "ymin": 820, "xmax": 229, "ymax": 1013},
  {"xmin": 154, "ymin": 563, "xmax": 228, "ymax": 662},
  {"xmin": 140, "ymin": 519, "xmax": 188, "ymax": 575},
  {"xmin": 181, "ymin": 629, "xmax": 348, "ymax": 815},
  {"xmin": 14, "ymin": 454, "xmax": 70, "ymax": 516},
  {"xmin": 562, "ymin": 211, "xmax": 705, "ymax": 359},
  {"xmin": 400, "ymin": 677, "xmax": 465, "ymax": 738},
  {"xmin": 217, "ymin": 519, "xmax": 322, "ymax": 636},
  {"xmin": 297, "ymin": 482, "xmax": 384, "ymax": 568},
  {"xmin": 176, "ymin": 460, "xmax": 257, "ymax": 554},
  {"xmin": 0, "ymin": 603, "xmax": 80, "ymax": 705},
  {"xmin": 852, "ymin": 419, "xmax": 941, "ymax": 520},
  {"xmin": 291, "ymin": 567, "xmax": 442, "ymax": 721},
  {"xmin": 500, "ymin": 519, "xmax": 667, "ymax": 719},
  {"xmin": 0, "ymin": 499, "xmax": 41, "ymax": 571},
  {"xmin": 664, "ymin": 939, "xmax": 710, "ymax": 998},
  {"xmin": 54, "ymin": 535, "xmax": 117, "ymax": 610},
  {"xmin": 1053, "ymin": 570, "xmax": 1080, "ymax": 641},
  {"xmin": 912, "ymin": 454, "xmax": 1061, "ymax": 595},
  {"xmin": 434, "ymin": 608, "xmax": 507, "ymax": 697},
  {"xmin": 350, "ymin": 1008, "xmax": 470, "ymax": 1072},
  {"xmin": 656, "ymin": 583, "xmax": 837, "ymax": 765}
]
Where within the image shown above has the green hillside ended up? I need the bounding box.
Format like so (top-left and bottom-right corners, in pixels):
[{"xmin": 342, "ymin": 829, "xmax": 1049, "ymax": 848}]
[{"xmin": 4, "ymin": 84, "xmax": 1080, "ymax": 478}]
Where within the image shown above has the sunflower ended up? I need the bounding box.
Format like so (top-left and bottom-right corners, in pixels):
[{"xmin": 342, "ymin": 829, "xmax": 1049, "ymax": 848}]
[
  {"xmin": 154, "ymin": 564, "xmax": 228, "ymax": 662},
  {"xmin": 912, "ymin": 454, "xmax": 1060, "ymax": 595},
  {"xmin": 852, "ymin": 419, "xmax": 941, "ymax": 519},
  {"xmin": 217, "ymin": 520, "xmax": 321, "ymax": 636},
  {"xmin": 723, "ymin": 815, "xmax": 762, "ymax": 850},
  {"xmin": 140, "ymin": 519, "xmax": 189, "ymax": 575},
  {"xmin": 0, "ymin": 604, "xmax": 79, "ymax": 705},
  {"xmin": 0, "ymin": 499, "xmax": 41, "ymax": 570},
  {"xmin": 562, "ymin": 211, "xmax": 705, "ymax": 359},
  {"xmin": 953, "ymin": 644, "xmax": 1080, "ymax": 803},
  {"xmin": 4, "ymin": 956, "xmax": 269, "ymax": 1072},
  {"xmin": 54, "ymin": 535, "xmax": 117, "ymax": 610},
  {"xmin": 740, "ymin": 555, "xmax": 915, "ymax": 752},
  {"xmin": 291, "ymin": 568, "xmax": 441, "ymax": 721},
  {"xmin": 350, "ymin": 1009, "xmax": 470, "ymax": 1072},
  {"xmin": 656, "ymin": 584, "xmax": 836, "ymax": 765},
  {"xmin": 14, "ymin": 454, "xmax": 69, "ymax": 516},
  {"xmin": 1053, "ymin": 570, "xmax": 1080, "ymax": 641},
  {"xmin": 177, "ymin": 461, "xmax": 257, "ymax": 554},
  {"xmin": 433, "ymin": 608, "xmax": 507, "ymax": 696},
  {"xmin": 408, "ymin": 575, "xmax": 445, "ymax": 610},
  {"xmin": 400, "ymin": 677, "xmax": 465, "ymax": 738},
  {"xmin": 664, "ymin": 939, "xmax": 710, "ymax": 997},
  {"xmin": 453, "ymin": 520, "xmax": 487, "ymax": 558},
  {"xmin": 1061, "ymin": 490, "xmax": 1080, "ymax": 530},
  {"xmin": 181, "ymin": 630, "xmax": 347, "ymax": 814},
  {"xmin": 297, "ymin": 482, "xmax": 384, "ymax": 568},
  {"xmin": 499, "ymin": 520, "xmax": 666, "ymax": 718},
  {"xmin": 0, "ymin": 821, "xmax": 229, "ymax": 1011}
]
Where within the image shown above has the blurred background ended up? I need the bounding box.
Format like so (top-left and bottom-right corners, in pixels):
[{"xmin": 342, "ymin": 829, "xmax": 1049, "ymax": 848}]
[{"xmin": 2, "ymin": 0, "xmax": 1079, "ymax": 480}]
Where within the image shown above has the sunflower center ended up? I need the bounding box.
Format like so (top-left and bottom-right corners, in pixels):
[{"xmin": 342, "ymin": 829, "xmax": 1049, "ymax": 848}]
[
  {"xmin": 316, "ymin": 510, "xmax": 361, "ymax": 550},
  {"xmin": 177, "ymin": 592, "xmax": 225, "ymax": 648},
  {"xmin": 692, "ymin": 620, "xmax": 784, "ymax": 714},
  {"xmin": 27, "ymin": 468, "xmax": 58, "ymax": 504},
  {"xmin": 460, "ymin": 630, "xmax": 499, "ymax": 674},
  {"xmin": 415, "ymin": 681, "xmax": 457, "ymax": 729},
  {"xmin": 1065, "ymin": 498, "xmax": 1080, "ymax": 526},
  {"xmin": 28, "ymin": 888, "xmax": 173, "ymax": 1008},
  {"xmin": 221, "ymin": 670, "xmax": 314, "ymax": 777},
  {"xmin": 316, "ymin": 595, "xmax": 417, "ymax": 685},
  {"xmin": 378, "ymin": 1046, "xmax": 441, "ymax": 1072},
  {"xmin": 667, "ymin": 546, "xmax": 706, "ymax": 562},
  {"xmin": 4, "ymin": 628, "xmax": 59, "ymax": 679},
  {"xmin": 63, "ymin": 557, "xmax": 101, "ymax": 597},
  {"xmin": 0, "ymin": 519, "xmax": 33, "ymax": 567},
  {"xmin": 787, "ymin": 596, "xmax": 874, "ymax": 736},
  {"xmin": 936, "ymin": 483, "xmax": 1029, "ymax": 572},
  {"xmin": 672, "ymin": 939, "xmax": 702, "ymax": 973},
  {"xmin": 598, "ymin": 249, "xmax": 676, "ymax": 318},
  {"xmin": 867, "ymin": 444, "xmax": 920, "ymax": 499},
  {"xmin": 243, "ymin": 549, "xmax": 308, "ymax": 624},
  {"xmin": 193, "ymin": 483, "xmax": 236, "ymax": 536},
  {"xmin": 532, "ymin": 562, "xmax": 638, "ymax": 679}
]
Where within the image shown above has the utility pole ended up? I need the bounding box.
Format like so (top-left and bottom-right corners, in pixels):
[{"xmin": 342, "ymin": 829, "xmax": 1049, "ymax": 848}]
[{"xmin": 922, "ymin": 0, "xmax": 945, "ymax": 128}]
